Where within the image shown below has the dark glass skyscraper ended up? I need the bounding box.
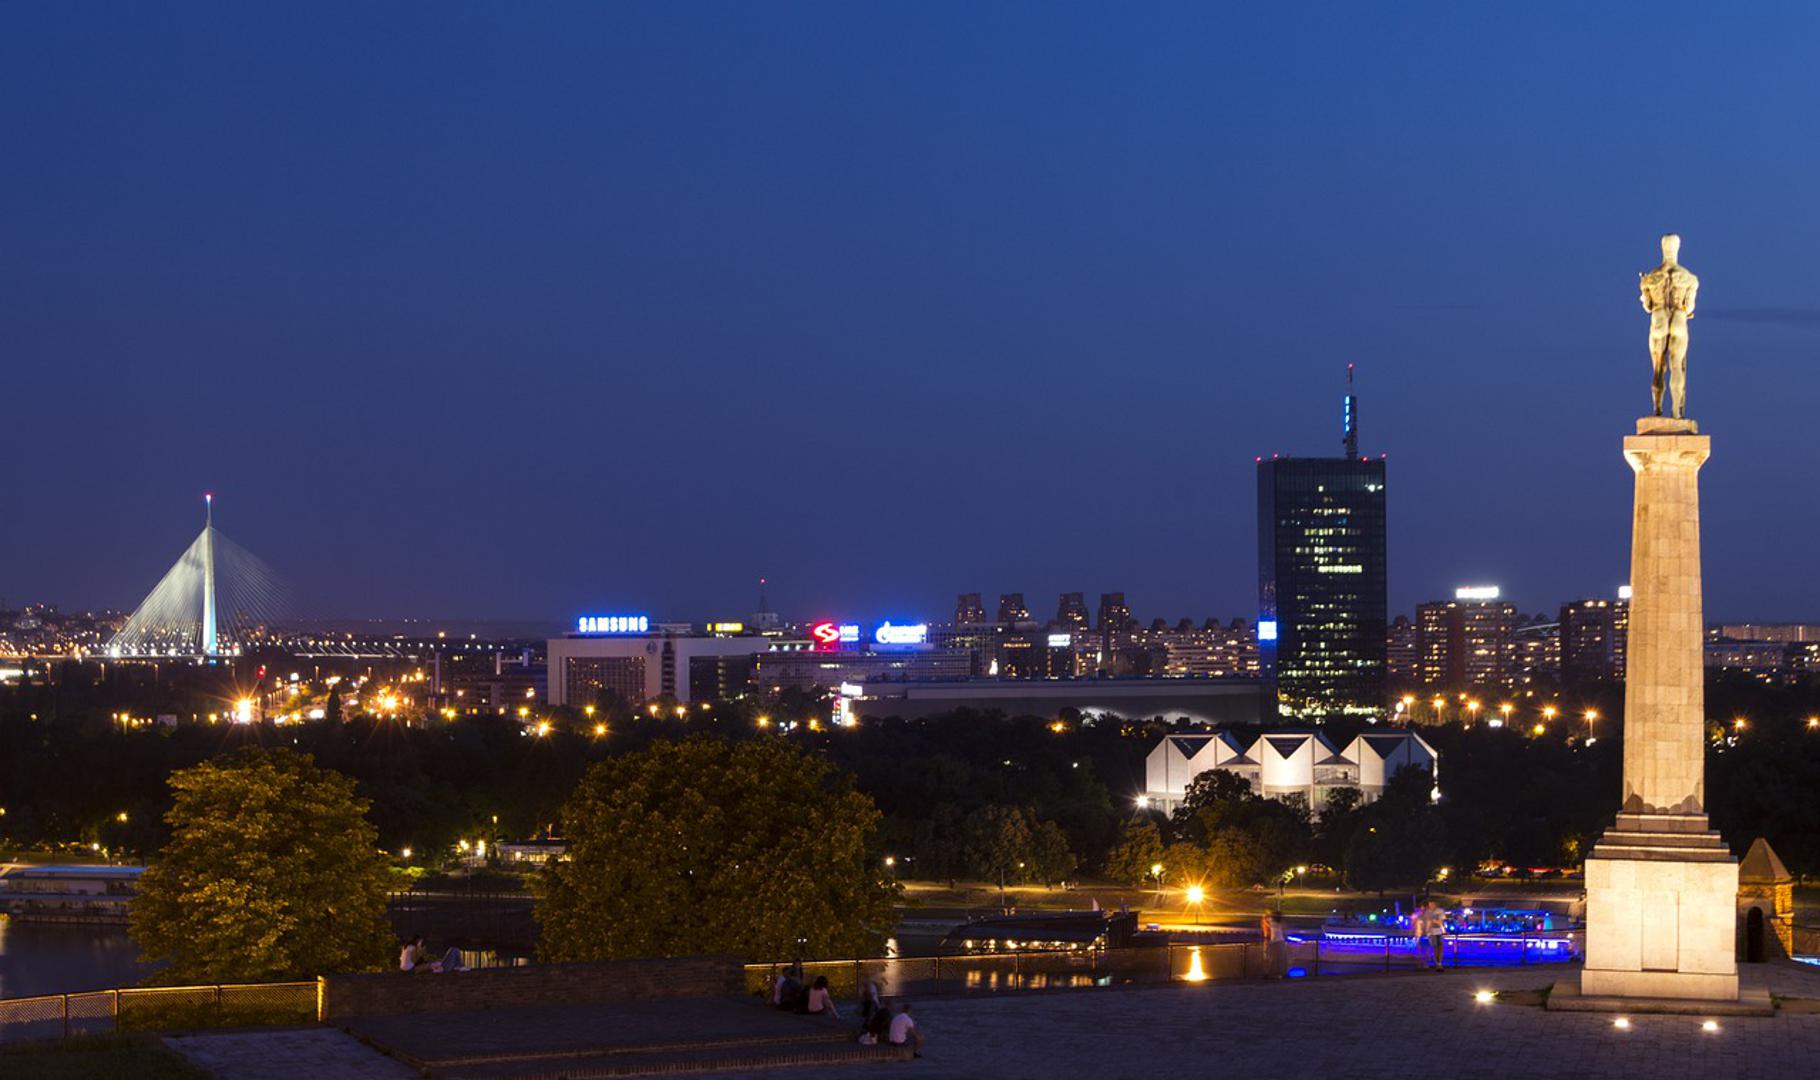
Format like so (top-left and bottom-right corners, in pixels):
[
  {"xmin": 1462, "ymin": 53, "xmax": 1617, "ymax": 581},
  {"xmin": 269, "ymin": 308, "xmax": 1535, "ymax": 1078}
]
[{"xmin": 1256, "ymin": 383, "xmax": 1387, "ymax": 720}]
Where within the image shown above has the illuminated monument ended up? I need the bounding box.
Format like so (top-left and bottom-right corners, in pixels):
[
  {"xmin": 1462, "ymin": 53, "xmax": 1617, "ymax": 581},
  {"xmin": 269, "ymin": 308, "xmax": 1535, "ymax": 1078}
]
[
  {"xmin": 1559, "ymin": 236, "xmax": 1756, "ymax": 1011},
  {"xmin": 109, "ymin": 495, "xmax": 281, "ymax": 659}
]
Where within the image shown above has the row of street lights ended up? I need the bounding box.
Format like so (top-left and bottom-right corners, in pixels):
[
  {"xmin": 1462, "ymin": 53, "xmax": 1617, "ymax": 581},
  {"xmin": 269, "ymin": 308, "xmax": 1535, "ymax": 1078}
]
[{"xmin": 1399, "ymin": 694, "xmax": 1600, "ymax": 738}]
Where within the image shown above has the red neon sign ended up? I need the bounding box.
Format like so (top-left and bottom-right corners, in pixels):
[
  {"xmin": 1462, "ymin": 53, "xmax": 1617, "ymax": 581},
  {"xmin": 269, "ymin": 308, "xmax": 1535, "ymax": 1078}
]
[{"xmin": 809, "ymin": 621, "xmax": 841, "ymax": 649}]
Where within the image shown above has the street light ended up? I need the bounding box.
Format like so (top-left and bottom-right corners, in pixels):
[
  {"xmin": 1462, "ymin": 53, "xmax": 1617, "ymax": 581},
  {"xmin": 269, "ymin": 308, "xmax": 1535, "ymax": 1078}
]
[
  {"xmin": 1466, "ymin": 700, "xmax": 1482, "ymax": 725},
  {"xmin": 1584, "ymin": 709, "xmax": 1599, "ymax": 740},
  {"xmin": 1498, "ymin": 703, "xmax": 1514, "ymax": 727},
  {"xmin": 1542, "ymin": 705, "xmax": 1558, "ymax": 722}
]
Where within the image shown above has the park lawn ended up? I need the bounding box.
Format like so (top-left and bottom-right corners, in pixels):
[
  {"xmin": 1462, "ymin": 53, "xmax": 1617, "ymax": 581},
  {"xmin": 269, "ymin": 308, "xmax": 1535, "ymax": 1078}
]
[{"xmin": 0, "ymin": 1034, "xmax": 208, "ymax": 1079}]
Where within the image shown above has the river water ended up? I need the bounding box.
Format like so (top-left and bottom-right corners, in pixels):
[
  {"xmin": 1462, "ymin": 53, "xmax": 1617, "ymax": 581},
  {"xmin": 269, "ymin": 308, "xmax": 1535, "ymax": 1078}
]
[{"xmin": 0, "ymin": 920, "xmax": 151, "ymax": 998}]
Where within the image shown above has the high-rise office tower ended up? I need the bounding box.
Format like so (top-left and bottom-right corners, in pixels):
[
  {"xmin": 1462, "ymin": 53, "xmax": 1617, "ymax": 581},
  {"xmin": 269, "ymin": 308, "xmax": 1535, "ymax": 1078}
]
[
  {"xmin": 1055, "ymin": 592, "xmax": 1089, "ymax": 630},
  {"xmin": 997, "ymin": 593, "xmax": 1031, "ymax": 625},
  {"xmin": 1560, "ymin": 598, "xmax": 1617, "ymax": 683},
  {"xmin": 1416, "ymin": 588, "xmax": 1516, "ymax": 690},
  {"xmin": 1560, "ymin": 588, "xmax": 1631, "ymax": 681},
  {"xmin": 1386, "ymin": 615, "xmax": 1419, "ymax": 686},
  {"xmin": 1096, "ymin": 591, "xmax": 1134, "ymax": 654},
  {"xmin": 955, "ymin": 593, "xmax": 986, "ymax": 625},
  {"xmin": 1256, "ymin": 373, "xmax": 1388, "ymax": 720}
]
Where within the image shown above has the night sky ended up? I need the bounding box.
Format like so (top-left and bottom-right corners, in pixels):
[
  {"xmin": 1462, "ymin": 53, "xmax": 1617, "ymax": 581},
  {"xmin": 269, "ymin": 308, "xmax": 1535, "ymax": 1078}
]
[{"xmin": 6, "ymin": 3, "xmax": 1820, "ymax": 627}]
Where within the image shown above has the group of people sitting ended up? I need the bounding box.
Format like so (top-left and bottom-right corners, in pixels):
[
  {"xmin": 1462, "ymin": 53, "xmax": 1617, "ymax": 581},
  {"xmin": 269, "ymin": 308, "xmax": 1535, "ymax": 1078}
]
[
  {"xmin": 768, "ymin": 967, "xmax": 922, "ymax": 1055},
  {"xmin": 398, "ymin": 935, "xmax": 466, "ymax": 974}
]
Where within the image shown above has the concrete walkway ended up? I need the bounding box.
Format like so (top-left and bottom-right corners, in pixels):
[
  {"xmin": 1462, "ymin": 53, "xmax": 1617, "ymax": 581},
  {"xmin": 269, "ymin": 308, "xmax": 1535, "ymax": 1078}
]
[
  {"xmin": 162, "ymin": 963, "xmax": 1820, "ymax": 1080},
  {"xmin": 165, "ymin": 1027, "xmax": 415, "ymax": 1079},
  {"xmin": 718, "ymin": 962, "xmax": 1820, "ymax": 1080}
]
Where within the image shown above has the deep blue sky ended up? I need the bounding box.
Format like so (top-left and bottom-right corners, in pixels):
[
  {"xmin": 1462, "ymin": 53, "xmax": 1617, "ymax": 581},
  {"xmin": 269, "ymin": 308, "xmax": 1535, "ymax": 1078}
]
[{"xmin": 5, "ymin": 3, "xmax": 1820, "ymax": 627}]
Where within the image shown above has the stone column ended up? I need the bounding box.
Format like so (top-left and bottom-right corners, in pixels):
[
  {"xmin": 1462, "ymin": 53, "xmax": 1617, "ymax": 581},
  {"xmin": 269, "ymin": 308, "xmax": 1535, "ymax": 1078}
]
[
  {"xmin": 1619, "ymin": 422, "xmax": 1709, "ymax": 818},
  {"xmin": 1579, "ymin": 417, "xmax": 1739, "ymax": 1003}
]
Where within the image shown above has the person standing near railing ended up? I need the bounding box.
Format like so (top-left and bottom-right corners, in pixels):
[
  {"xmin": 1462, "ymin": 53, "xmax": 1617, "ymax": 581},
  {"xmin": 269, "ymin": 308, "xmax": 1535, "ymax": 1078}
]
[
  {"xmin": 1260, "ymin": 910, "xmax": 1287, "ymax": 978},
  {"xmin": 1419, "ymin": 900, "xmax": 1446, "ymax": 972}
]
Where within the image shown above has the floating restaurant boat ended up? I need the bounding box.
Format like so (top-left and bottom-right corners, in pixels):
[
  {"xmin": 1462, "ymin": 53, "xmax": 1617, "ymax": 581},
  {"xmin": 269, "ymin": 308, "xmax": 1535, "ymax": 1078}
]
[
  {"xmin": 939, "ymin": 910, "xmax": 1147, "ymax": 954},
  {"xmin": 0, "ymin": 864, "xmax": 143, "ymax": 924}
]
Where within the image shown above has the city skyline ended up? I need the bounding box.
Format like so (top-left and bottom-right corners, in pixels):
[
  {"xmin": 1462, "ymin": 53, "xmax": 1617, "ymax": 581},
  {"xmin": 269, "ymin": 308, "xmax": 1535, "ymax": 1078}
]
[{"xmin": 7, "ymin": 5, "xmax": 1820, "ymax": 624}]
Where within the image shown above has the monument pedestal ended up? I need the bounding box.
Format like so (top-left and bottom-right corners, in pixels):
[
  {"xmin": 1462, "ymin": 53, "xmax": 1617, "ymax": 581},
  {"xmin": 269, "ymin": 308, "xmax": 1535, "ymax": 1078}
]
[
  {"xmin": 1564, "ymin": 420, "xmax": 1742, "ymax": 1008},
  {"xmin": 1579, "ymin": 814, "xmax": 1739, "ymax": 1002}
]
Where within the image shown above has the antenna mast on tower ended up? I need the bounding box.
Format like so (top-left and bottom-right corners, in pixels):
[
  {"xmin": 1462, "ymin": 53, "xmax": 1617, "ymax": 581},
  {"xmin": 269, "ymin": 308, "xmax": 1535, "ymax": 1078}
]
[{"xmin": 1342, "ymin": 364, "xmax": 1360, "ymax": 459}]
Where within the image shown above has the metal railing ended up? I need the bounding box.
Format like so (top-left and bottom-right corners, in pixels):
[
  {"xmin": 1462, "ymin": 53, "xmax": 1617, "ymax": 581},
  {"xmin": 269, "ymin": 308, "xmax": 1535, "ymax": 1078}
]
[
  {"xmin": 0, "ymin": 981, "xmax": 316, "ymax": 1043},
  {"xmin": 746, "ymin": 929, "xmax": 1583, "ymax": 1000}
]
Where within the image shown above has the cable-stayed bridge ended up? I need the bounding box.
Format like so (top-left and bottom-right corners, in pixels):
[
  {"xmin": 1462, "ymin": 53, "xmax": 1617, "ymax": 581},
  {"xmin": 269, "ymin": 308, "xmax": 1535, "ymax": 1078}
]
[{"xmin": 107, "ymin": 495, "xmax": 285, "ymax": 659}]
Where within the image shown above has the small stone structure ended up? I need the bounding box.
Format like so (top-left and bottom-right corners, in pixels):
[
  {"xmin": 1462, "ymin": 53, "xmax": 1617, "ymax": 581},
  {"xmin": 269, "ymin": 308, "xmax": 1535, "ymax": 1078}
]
[
  {"xmin": 317, "ymin": 955, "xmax": 744, "ymax": 1021},
  {"xmin": 1737, "ymin": 838, "xmax": 1795, "ymax": 960}
]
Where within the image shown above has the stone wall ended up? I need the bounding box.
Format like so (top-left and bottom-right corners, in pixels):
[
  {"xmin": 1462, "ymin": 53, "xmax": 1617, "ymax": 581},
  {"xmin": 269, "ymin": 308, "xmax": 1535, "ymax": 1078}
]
[{"xmin": 318, "ymin": 955, "xmax": 744, "ymax": 1021}]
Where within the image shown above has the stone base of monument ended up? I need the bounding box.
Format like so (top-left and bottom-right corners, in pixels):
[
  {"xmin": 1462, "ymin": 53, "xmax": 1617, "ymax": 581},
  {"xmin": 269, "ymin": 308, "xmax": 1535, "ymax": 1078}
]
[
  {"xmin": 1548, "ymin": 968, "xmax": 1773, "ymax": 1017},
  {"xmin": 1555, "ymin": 813, "xmax": 1757, "ymax": 1012}
]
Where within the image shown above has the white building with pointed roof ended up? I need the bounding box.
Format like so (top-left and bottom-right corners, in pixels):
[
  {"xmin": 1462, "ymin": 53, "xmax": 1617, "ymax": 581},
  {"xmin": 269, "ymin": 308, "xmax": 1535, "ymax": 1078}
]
[{"xmin": 1140, "ymin": 728, "xmax": 1436, "ymax": 813}]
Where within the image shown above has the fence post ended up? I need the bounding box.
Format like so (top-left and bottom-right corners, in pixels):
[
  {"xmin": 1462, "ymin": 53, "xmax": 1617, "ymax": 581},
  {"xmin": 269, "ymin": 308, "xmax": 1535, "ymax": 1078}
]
[
  {"xmin": 113, "ymin": 989, "xmax": 121, "ymax": 1034},
  {"xmin": 1520, "ymin": 931, "xmax": 1528, "ymax": 966},
  {"xmin": 1313, "ymin": 936, "xmax": 1320, "ymax": 977},
  {"xmin": 62, "ymin": 994, "xmax": 70, "ymax": 1040},
  {"xmin": 214, "ymin": 985, "xmax": 223, "ymax": 1023}
]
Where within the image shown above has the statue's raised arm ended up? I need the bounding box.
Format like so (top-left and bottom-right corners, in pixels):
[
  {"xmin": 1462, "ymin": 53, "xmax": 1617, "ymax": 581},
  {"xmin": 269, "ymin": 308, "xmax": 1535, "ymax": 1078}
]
[{"xmin": 1641, "ymin": 234, "xmax": 1698, "ymax": 420}]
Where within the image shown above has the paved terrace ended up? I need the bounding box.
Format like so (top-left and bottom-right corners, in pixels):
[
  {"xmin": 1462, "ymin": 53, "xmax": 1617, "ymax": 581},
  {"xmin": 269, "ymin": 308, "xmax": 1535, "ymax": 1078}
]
[
  {"xmin": 164, "ymin": 961, "xmax": 1820, "ymax": 1079},
  {"xmin": 718, "ymin": 962, "xmax": 1820, "ymax": 1080}
]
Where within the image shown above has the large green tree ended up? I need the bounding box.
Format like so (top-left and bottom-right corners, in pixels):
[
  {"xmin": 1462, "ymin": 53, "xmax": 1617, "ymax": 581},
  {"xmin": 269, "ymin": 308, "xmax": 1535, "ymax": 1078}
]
[
  {"xmin": 130, "ymin": 747, "xmax": 393, "ymax": 983},
  {"xmin": 538, "ymin": 737, "xmax": 898, "ymax": 962}
]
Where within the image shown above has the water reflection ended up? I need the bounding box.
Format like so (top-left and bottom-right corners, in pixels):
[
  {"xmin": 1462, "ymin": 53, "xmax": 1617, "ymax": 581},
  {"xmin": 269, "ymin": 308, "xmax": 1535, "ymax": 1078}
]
[{"xmin": 0, "ymin": 920, "xmax": 152, "ymax": 998}]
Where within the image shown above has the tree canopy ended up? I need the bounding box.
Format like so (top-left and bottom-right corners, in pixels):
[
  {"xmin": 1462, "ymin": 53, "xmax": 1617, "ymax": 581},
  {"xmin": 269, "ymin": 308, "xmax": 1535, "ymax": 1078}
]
[
  {"xmin": 538, "ymin": 736, "xmax": 899, "ymax": 963},
  {"xmin": 129, "ymin": 747, "xmax": 394, "ymax": 983}
]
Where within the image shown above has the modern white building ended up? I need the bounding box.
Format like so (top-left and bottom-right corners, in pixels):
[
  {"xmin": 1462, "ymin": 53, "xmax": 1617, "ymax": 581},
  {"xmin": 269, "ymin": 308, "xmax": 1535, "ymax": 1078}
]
[
  {"xmin": 547, "ymin": 620, "xmax": 770, "ymax": 706},
  {"xmin": 1140, "ymin": 728, "xmax": 1437, "ymax": 813}
]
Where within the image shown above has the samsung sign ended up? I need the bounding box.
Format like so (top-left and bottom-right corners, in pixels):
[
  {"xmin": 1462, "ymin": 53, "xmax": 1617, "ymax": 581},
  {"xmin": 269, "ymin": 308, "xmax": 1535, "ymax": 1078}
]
[
  {"xmin": 577, "ymin": 614, "xmax": 650, "ymax": 634},
  {"xmin": 873, "ymin": 622, "xmax": 928, "ymax": 646}
]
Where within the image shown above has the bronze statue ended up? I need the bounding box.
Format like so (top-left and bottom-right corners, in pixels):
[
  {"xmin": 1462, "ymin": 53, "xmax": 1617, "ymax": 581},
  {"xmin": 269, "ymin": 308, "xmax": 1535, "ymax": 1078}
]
[{"xmin": 1640, "ymin": 234, "xmax": 1699, "ymax": 419}]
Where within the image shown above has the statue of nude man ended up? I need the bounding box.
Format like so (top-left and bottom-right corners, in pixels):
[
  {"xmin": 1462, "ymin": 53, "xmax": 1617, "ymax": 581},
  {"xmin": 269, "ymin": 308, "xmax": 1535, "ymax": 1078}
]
[{"xmin": 1639, "ymin": 233, "xmax": 1699, "ymax": 419}]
